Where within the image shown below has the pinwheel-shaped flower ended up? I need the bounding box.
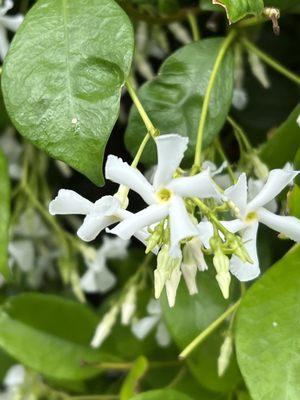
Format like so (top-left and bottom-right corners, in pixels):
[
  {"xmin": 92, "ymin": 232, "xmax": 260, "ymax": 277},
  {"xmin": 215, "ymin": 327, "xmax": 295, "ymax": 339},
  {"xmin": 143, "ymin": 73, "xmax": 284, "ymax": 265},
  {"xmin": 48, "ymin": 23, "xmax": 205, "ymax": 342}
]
[
  {"xmin": 199, "ymin": 168, "xmax": 300, "ymax": 282},
  {"xmin": 106, "ymin": 134, "xmax": 221, "ymax": 256},
  {"xmin": 0, "ymin": 0, "xmax": 23, "ymax": 60}
]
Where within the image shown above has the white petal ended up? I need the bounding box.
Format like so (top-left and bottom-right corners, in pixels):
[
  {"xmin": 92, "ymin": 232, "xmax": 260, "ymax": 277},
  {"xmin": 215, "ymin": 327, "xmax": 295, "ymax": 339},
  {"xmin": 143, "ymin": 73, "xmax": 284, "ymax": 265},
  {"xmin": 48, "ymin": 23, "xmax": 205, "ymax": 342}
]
[
  {"xmin": 221, "ymin": 219, "xmax": 246, "ymax": 234},
  {"xmin": 0, "ymin": 25, "xmax": 9, "ymax": 60},
  {"xmin": 0, "ymin": 14, "xmax": 23, "ymax": 31},
  {"xmin": 9, "ymin": 240, "xmax": 34, "ymax": 272},
  {"xmin": 80, "ymin": 268, "xmax": 116, "ymax": 294},
  {"xmin": 105, "ymin": 155, "xmax": 155, "ymax": 204},
  {"xmin": 258, "ymin": 207, "xmax": 300, "ymax": 242},
  {"xmin": 168, "ymin": 170, "xmax": 221, "ymax": 199},
  {"xmin": 181, "ymin": 263, "xmax": 198, "ymax": 295},
  {"xmin": 108, "ymin": 204, "xmax": 168, "ymax": 240},
  {"xmin": 49, "ymin": 189, "xmax": 92, "ymax": 215},
  {"xmin": 101, "ymin": 236, "xmax": 129, "ymax": 259},
  {"xmin": 4, "ymin": 365, "xmax": 25, "ymax": 388},
  {"xmin": 165, "ymin": 267, "xmax": 182, "ymax": 307},
  {"xmin": 155, "ymin": 322, "xmax": 171, "ymax": 347},
  {"xmin": 147, "ymin": 299, "xmax": 162, "ymax": 316},
  {"xmin": 169, "ymin": 196, "xmax": 198, "ymax": 255},
  {"xmin": 230, "ymin": 222, "xmax": 260, "ymax": 282},
  {"xmin": 132, "ymin": 315, "xmax": 160, "ymax": 340},
  {"xmin": 77, "ymin": 214, "xmax": 117, "ymax": 242},
  {"xmin": 247, "ymin": 169, "xmax": 299, "ymax": 212},
  {"xmin": 248, "ymin": 178, "xmax": 277, "ymax": 213},
  {"xmin": 197, "ymin": 220, "xmax": 214, "ymax": 249},
  {"xmin": 153, "ymin": 134, "xmax": 188, "ymax": 189},
  {"xmin": 133, "ymin": 228, "xmax": 159, "ymax": 255},
  {"xmin": 0, "ymin": 0, "xmax": 13, "ymax": 16},
  {"xmin": 224, "ymin": 173, "xmax": 248, "ymax": 217}
]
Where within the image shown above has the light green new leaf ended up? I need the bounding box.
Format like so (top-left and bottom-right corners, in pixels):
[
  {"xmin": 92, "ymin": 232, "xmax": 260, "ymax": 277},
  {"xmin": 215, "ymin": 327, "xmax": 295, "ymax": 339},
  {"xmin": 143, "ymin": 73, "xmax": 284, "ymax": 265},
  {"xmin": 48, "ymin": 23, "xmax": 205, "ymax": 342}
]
[
  {"xmin": 131, "ymin": 389, "xmax": 193, "ymax": 400},
  {"xmin": 236, "ymin": 244, "xmax": 300, "ymax": 400},
  {"xmin": 125, "ymin": 38, "xmax": 234, "ymax": 166},
  {"xmin": 260, "ymin": 104, "xmax": 300, "ymax": 168},
  {"xmin": 0, "ymin": 293, "xmax": 115, "ymax": 381},
  {"xmin": 120, "ymin": 356, "xmax": 149, "ymax": 400},
  {"xmin": 2, "ymin": 0, "xmax": 134, "ymax": 186},
  {"xmin": 0, "ymin": 149, "xmax": 10, "ymax": 280},
  {"xmin": 212, "ymin": 0, "xmax": 264, "ymax": 23},
  {"xmin": 161, "ymin": 271, "xmax": 241, "ymax": 393}
]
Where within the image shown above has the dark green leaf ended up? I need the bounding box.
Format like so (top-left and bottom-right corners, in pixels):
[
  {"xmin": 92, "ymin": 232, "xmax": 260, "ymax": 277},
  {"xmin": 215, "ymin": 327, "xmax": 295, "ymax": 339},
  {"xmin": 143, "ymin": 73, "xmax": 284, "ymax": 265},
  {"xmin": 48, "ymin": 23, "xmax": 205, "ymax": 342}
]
[
  {"xmin": 161, "ymin": 271, "xmax": 241, "ymax": 393},
  {"xmin": 0, "ymin": 293, "xmax": 115, "ymax": 381},
  {"xmin": 130, "ymin": 389, "xmax": 193, "ymax": 400},
  {"xmin": 260, "ymin": 104, "xmax": 300, "ymax": 168},
  {"xmin": 2, "ymin": 0, "xmax": 134, "ymax": 186},
  {"xmin": 120, "ymin": 356, "xmax": 149, "ymax": 400},
  {"xmin": 236, "ymin": 244, "xmax": 300, "ymax": 400},
  {"xmin": 0, "ymin": 149, "xmax": 10, "ymax": 280},
  {"xmin": 125, "ymin": 38, "xmax": 234, "ymax": 166},
  {"xmin": 211, "ymin": 0, "xmax": 264, "ymax": 23}
]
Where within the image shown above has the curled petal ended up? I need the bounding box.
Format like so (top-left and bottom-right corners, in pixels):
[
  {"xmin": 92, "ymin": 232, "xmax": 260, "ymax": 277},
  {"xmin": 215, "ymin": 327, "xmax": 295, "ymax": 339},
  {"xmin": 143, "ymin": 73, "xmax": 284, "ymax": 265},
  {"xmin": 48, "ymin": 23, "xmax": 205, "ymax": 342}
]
[
  {"xmin": 105, "ymin": 155, "xmax": 155, "ymax": 204},
  {"xmin": 153, "ymin": 134, "xmax": 188, "ymax": 189},
  {"xmin": 108, "ymin": 204, "xmax": 168, "ymax": 240},
  {"xmin": 0, "ymin": 0, "xmax": 13, "ymax": 16},
  {"xmin": 247, "ymin": 169, "xmax": 299, "ymax": 212},
  {"xmin": 49, "ymin": 189, "xmax": 93, "ymax": 215},
  {"xmin": 1, "ymin": 14, "xmax": 24, "ymax": 31},
  {"xmin": 221, "ymin": 219, "xmax": 246, "ymax": 234},
  {"xmin": 224, "ymin": 173, "xmax": 248, "ymax": 217},
  {"xmin": 93, "ymin": 195, "xmax": 120, "ymax": 217},
  {"xmin": 258, "ymin": 207, "xmax": 300, "ymax": 242},
  {"xmin": 169, "ymin": 196, "xmax": 199, "ymax": 255},
  {"xmin": 77, "ymin": 215, "xmax": 117, "ymax": 242},
  {"xmin": 230, "ymin": 222, "xmax": 260, "ymax": 282},
  {"xmin": 168, "ymin": 170, "xmax": 221, "ymax": 199}
]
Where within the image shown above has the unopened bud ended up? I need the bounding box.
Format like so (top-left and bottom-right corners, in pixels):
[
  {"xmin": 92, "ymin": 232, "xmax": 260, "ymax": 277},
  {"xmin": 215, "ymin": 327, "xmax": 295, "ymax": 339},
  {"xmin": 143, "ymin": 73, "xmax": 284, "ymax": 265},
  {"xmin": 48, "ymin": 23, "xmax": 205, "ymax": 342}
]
[
  {"xmin": 213, "ymin": 248, "xmax": 231, "ymax": 299},
  {"xmin": 263, "ymin": 7, "xmax": 280, "ymax": 35},
  {"xmin": 248, "ymin": 52, "xmax": 271, "ymax": 89},
  {"xmin": 218, "ymin": 336, "xmax": 233, "ymax": 376},
  {"xmin": 146, "ymin": 225, "xmax": 163, "ymax": 253},
  {"xmin": 121, "ymin": 286, "xmax": 137, "ymax": 326},
  {"xmin": 91, "ymin": 306, "xmax": 119, "ymax": 348}
]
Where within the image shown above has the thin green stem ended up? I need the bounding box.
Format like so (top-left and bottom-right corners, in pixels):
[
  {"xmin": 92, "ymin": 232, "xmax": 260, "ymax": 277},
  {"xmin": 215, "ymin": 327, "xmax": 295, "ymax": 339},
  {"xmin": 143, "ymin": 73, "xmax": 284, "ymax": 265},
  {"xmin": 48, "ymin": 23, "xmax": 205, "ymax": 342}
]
[
  {"xmin": 227, "ymin": 116, "xmax": 252, "ymax": 152},
  {"xmin": 187, "ymin": 13, "xmax": 200, "ymax": 41},
  {"xmin": 215, "ymin": 138, "xmax": 236, "ymax": 183},
  {"xmin": 193, "ymin": 197, "xmax": 229, "ymax": 236},
  {"xmin": 241, "ymin": 37, "xmax": 300, "ymax": 85},
  {"xmin": 194, "ymin": 30, "xmax": 237, "ymax": 170},
  {"xmin": 179, "ymin": 299, "xmax": 241, "ymax": 359},
  {"xmin": 125, "ymin": 79, "xmax": 158, "ymax": 136},
  {"xmin": 131, "ymin": 133, "xmax": 151, "ymax": 168}
]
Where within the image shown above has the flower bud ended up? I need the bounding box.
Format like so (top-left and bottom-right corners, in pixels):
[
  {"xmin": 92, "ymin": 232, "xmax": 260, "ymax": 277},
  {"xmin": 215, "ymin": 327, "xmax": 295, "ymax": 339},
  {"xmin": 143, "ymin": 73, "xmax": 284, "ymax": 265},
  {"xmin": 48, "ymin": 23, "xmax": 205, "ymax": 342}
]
[
  {"xmin": 146, "ymin": 224, "xmax": 163, "ymax": 254},
  {"xmin": 121, "ymin": 286, "xmax": 137, "ymax": 326},
  {"xmin": 91, "ymin": 305, "xmax": 119, "ymax": 348},
  {"xmin": 218, "ymin": 336, "xmax": 233, "ymax": 376},
  {"xmin": 213, "ymin": 248, "xmax": 231, "ymax": 299}
]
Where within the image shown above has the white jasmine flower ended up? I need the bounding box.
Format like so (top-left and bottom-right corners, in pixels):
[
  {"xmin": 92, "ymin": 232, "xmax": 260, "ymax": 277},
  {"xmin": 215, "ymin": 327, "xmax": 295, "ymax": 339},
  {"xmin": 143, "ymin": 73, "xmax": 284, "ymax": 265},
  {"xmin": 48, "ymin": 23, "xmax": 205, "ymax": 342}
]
[
  {"xmin": 9, "ymin": 240, "xmax": 34, "ymax": 272},
  {"xmin": 80, "ymin": 236, "xmax": 128, "ymax": 294},
  {"xmin": 121, "ymin": 286, "xmax": 137, "ymax": 326},
  {"xmin": 132, "ymin": 299, "xmax": 171, "ymax": 347},
  {"xmin": 0, "ymin": 128, "xmax": 22, "ymax": 179},
  {"xmin": 0, "ymin": 0, "xmax": 23, "ymax": 60},
  {"xmin": 106, "ymin": 134, "xmax": 221, "ymax": 256},
  {"xmin": 91, "ymin": 305, "xmax": 119, "ymax": 348}
]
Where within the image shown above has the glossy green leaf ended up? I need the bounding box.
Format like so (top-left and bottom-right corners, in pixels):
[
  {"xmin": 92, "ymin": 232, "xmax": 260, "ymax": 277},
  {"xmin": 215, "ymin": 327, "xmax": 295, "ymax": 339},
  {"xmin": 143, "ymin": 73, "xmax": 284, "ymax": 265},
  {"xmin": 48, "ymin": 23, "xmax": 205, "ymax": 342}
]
[
  {"xmin": 0, "ymin": 149, "xmax": 10, "ymax": 280},
  {"xmin": 2, "ymin": 0, "xmax": 134, "ymax": 186},
  {"xmin": 131, "ymin": 389, "xmax": 193, "ymax": 400},
  {"xmin": 211, "ymin": 0, "xmax": 264, "ymax": 23},
  {"xmin": 0, "ymin": 293, "xmax": 115, "ymax": 381},
  {"xmin": 161, "ymin": 271, "xmax": 241, "ymax": 393},
  {"xmin": 260, "ymin": 104, "xmax": 300, "ymax": 168},
  {"xmin": 120, "ymin": 356, "xmax": 149, "ymax": 400},
  {"xmin": 287, "ymin": 184, "xmax": 300, "ymax": 219},
  {"xmin": 125, "ymin": 38, "xmax": 234, "ymax": 166},
  {"xmin": 236, "ymin": 244, "xmax": 300, "ymax": 400}
]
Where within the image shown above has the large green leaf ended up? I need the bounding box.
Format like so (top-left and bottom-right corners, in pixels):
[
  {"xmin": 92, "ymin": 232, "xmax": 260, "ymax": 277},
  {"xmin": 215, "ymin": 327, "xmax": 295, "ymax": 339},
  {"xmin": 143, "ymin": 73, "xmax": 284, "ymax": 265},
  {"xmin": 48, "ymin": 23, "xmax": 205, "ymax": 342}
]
[
  {"xmin": 161, "ymin": 271, "xmax": 241, "ymax": 393},
  {"xmin": 1, "ymin": 0, "xmax": 134, "ymax": 186},
  {"xmin": 125, "ymin": 38, "xmax": 234, "ymax": 166},
  {"xmin": 131, "ymin": 389, "xmax": 193, "ymax": 400},
  {"xmin": 235, "ymin": 244, "xmax": 300, "ymax": 400},
  {"xmin": 211, "ymin": 0, "xmax": 264, "ymax": 23},
  {"xmin": 0, "ymin": 149, "xmax": 10, "ymax": 280},
  {"xmin": 0, "ymin": 293, "xmax": 115, "ymax": 381},
  {"xmin": 260, "ymin": 104, "xmax": 300, "ymax": 168},
  {"xmin": 120, "ymin": 356, "xmax": 149, "ymax": 400}
]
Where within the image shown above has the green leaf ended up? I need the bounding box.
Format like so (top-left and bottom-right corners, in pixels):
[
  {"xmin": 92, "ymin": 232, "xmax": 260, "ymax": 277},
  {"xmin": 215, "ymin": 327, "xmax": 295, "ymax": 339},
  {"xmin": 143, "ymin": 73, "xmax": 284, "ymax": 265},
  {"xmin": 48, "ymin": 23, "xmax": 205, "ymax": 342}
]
[
  {"xmin": 161, "ymin": 271, "xmax": 241, "ymax": 393},
  {"xmin": 130, "ymin": 389, "xmax": 193, "ymax": 400},
  {"xmin": 0, "ymin": 293, "xmax": 115, "ymax": 381},
  {"xmin": 0, "ymin": 149, "xmax": 10, "ymax": 280},
  {"xmin": 211, "ymin": 0, "xmax": 264, "ymax": 23},
  {"xmin": 1, "ymin": 0, "xmax": 134, "ymax": 186},
  {"xmin": 260, "ymin": 104, "xmax": 300, "ymax": 168},
  {"xmin": 125, "ymin": 38, "xmax": 234, "ymax": 166},
  {"xmin": 120, "ymin": 356, "xmax": 149, "ymax": 400},
  {"xmin": 287, "ymin": 184, "xmax": 300, "ymax": 219},
  {"xmin": 235, "ymin": 244, "xmax": 300, "ymax": 400}
]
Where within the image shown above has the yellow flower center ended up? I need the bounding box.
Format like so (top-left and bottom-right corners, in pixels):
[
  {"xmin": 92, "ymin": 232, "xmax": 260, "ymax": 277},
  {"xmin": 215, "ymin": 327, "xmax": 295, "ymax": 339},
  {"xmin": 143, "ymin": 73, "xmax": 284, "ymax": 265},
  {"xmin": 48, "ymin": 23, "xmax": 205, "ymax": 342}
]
[
  {"xmin": 156, "ymin": 188, "xmax": 173, "ymax": 203},
  {"xmin": 245, "ymin": 211, "xmax": 258, "ymax": 223}
]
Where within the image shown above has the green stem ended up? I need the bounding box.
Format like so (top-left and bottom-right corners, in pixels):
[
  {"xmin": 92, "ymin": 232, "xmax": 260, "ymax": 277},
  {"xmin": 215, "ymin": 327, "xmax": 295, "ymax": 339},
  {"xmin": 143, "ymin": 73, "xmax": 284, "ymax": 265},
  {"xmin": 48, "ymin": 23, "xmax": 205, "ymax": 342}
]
[
  {"xmin": 193, "ymin": 30, "xmax": 237, "ymax": 170},
  {"xmin": 215, "ymin": 138, "xmax": 236, "ymax": 183},
  {"xmin": 227, "ymin": 116, "xmax": 252, "ymax": 152},
  {"xmin": 193, "ymin": 197, "xmax": 230, "ymax": 236},
  {"xmin": 187, "ymin": 13, "xmax": 200, "ymax": 41},
  {"xmin": 131, "ymin": 133, "xmax": 151, "ymax": 168},
  {"xmin": 241, "ymin": 37, "xmax": 300, "ymax": 85},
  {"xmin": 179, "ymin": 299, "xmax": 241, "ymax": 359},
  {"xmin": 125, "ymin": 79, "xmax": 158, "ymax": 136}
]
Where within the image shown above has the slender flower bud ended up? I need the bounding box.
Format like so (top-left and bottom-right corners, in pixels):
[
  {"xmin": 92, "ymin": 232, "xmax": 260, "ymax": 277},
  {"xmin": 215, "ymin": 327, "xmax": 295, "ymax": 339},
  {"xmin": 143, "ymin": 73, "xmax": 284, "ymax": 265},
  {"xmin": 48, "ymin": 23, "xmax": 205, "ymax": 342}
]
[
  {"xmin": 213, "ymin": 247, "xmax": 231, "ymax": 299},
  {"xmin": 248, "ymin": 52, "xmax": 271, "ymax": 89},
  {"xmin": 218, "ymin": 335, "xmax": 233, "ymax": 376},
  {"xmin": 91, "ymin": 306, "xmax": 119, "ymax": 348},
  {"xmin": 121, "ymin": 286, "xmax": 137, "ymax": 326}
]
